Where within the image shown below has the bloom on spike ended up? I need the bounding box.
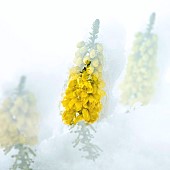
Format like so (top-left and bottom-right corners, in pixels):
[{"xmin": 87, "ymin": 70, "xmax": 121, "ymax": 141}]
[
  {"xmin": 61, "ymin": 19, "xmax": 106, "ymax": 125},
  {"xmin": 120, "ymin": 13, "xmax": 158, "ymax": 107}
]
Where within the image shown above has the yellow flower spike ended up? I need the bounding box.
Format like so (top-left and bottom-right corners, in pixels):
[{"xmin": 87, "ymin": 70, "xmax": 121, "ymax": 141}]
[
  {"xmin": 0, "ymin": 76, "xmax": 39, "ymax": 149},
  {"xmin": 61, "ymin": 19, "xmax": 106, "ymax": 127},
  {"xmin": 119, "ymin": 14, "xmax": 158, "ymax": 107},
  {"xmin": 82, "ymin": 109, "xmax": 90, "ymax": 122}
]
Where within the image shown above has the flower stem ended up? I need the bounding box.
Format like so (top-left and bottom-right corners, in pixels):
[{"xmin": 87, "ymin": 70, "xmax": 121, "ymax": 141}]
[
  {"xmin": 146, "ymin": 12, "xmax": 156, "ymax": 35},
  {"xmin": 88, "ymin": 19, "xmax": 100, "ymax": 48},
  {"xmin": 10, "ymin": 144, "xmax": 36, "ymax": 170},
  {"xmin": 17, "ymin": 76, "xmax": 26, "ymax": 95},
  {"xmin": 71, "ymin": 122, "xmax": 102, "ymax": 161}
]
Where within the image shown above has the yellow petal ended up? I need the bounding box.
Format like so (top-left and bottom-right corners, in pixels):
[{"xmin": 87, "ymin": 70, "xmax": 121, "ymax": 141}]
[
  {"xmin": 82, "ymin": 109, "xmax": 90, "ymax": 121},
  {"xmin": 89, "ymin": 49, "xmax": 96, "ymax": 58},
  {"xmin": 68, "ymin": 99, "xmax": 76, "ymax": 109},
  {"xmin": 81, "ymin": 91, "xmax": 88, "ymax": 98},
  {"xmin": 92, "ymin": 59, "xmax": 99, "ymax": 67},
  {"xmin": 83, "ymin": 56, "xmax": 91, "ymax": 65},
  {"xmin": 96, "ymin": 43, "xmax": 103, "ymax": 53},
  {"xmin": 75, "ymin": 101, "xmax": 82, "ymax": 111},
  {"xmin": 73, "ymin": 115, "xmax": 83, "ymax": 124},
  {"xmin": 86, "ymin": 66, "xmax": 94, "ymax": 74}
]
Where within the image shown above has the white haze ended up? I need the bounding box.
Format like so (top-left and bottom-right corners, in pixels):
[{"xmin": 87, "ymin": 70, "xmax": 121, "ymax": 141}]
[{"xmin": 0, "ymin": 0, "xmax": 170, "ymax": 169}]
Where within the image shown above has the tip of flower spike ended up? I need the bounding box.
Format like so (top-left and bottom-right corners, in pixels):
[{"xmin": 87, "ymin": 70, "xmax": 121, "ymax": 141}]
[
  {"xmin": 92, "ymin": 19, "xmax": 100, "ymax": 34},
  {"xmin": 94, "ymin": 19, "xmax": 100, "ymax": 26},
  {"xmin": 88, "ymin": 19, "xmax": 100, "ymax": 47},
  {"xmin": 146, "ymin": 12, "xmax": 156, "ymax": 34},
  {"xmin": 150, "ymin": 12, "xmax": 156, "ymax": 25},
  {"xmin": 17, "ymin": 75, "xmax": 26, "ymax": 94},
  {"xmin": 20, "ymin": 76, "xmax": 26, "ymax": 84}
]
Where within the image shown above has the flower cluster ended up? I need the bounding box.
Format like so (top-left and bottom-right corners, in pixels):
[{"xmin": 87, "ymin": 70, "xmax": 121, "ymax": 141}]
[
  {"xmin": 120, "ymin": 13, "xmax": 158, "ymax": 106},
  {"xmin": 0, "ymin": 83, "xmax": 39, "ymax": 148},
  {"xmin": 61, "ymin": 41, "xmax": 105, "ymax": 125}
]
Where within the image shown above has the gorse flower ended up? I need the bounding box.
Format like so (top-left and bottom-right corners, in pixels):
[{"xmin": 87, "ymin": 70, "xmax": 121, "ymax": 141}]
[
  {"xmin": 61, "ymin": 19, "xmax": 106, "ymax": 125},
  {"xmin": 120, "ymin": 13, "xmax": 158, "ymax": 106}
]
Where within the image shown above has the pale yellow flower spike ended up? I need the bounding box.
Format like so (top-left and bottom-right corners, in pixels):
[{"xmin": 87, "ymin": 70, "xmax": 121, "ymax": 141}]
[
  {"xmin": 0, "ymin": 76, "xmax": 39, "ymax": 148},
  {"xmin": 120, "ymin": 13, "xmax": 158, "ymax": 107}
]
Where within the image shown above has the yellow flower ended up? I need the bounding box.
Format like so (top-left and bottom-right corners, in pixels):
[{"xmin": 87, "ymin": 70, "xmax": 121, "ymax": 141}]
[
  {"xmin": 90, "ymin": 49, "xmax": 96, "ymax": 58},
  {"xmin": 61, "ymin": 41, "xmax": 105, "ymax": 125},
  {"xmin": 0, "ymin": 91, "xmax": 39, "ymax": 148},
  {"xmin": 75, "ymin": 101, "xmax": 83, "ymax": 111},
  {"xmin": 73, "ymin": 115, "xmax": 83, "ymax": 124},
  {"xmin": 82, "ymin": 109, "xmax": 90, "ymax": 121},
  {"xmin": 86, "ymin": 66, "xmax": 94, "ymax": 74},
  {"xmin": 83, "ymin": 56, "xmax": 91, "ymax": 65},
  {"xmin": 96, "ymin": 43, "xmax": 103, "ymax": 53},
  {"xmin": 92, "ymin": 59, "xmax": 99, "ymax": 68}
]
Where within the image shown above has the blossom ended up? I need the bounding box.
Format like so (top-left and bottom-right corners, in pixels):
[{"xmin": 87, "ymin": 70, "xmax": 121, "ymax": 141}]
[{"xmin": 61, "ymin": 43, "xmax": 105, "ymax": 125}]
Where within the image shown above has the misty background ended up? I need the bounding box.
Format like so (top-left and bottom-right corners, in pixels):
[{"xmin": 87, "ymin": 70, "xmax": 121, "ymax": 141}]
[{"xmin": 0, "ymin": 0, "xmax": 170, "ymax": 169}]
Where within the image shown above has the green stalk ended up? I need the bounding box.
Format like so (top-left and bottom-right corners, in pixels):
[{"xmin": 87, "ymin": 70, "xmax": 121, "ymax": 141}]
[
  {"xmin": 10, "ymin": 144, "xmax": 36, "ymax": 170},
  {"xmin": 81, "ymin": 19, "xmax": 100, "ymax": 72},
  {"xmin": 71, "ymin": 122, "xmax": 102, "ymax": 161},
  {"xmin": 7, "ymin": 76, "xmax": 36, "ymax": 170},
  {"xmin": 88, "ymin": 19, "xmax": 100, "ymax": 48},
  {"xmin": 17, "ymin": 76, "xmax": 26, "ymax": 95},
  {"xmin": 146, "ymin": 12, "xmax": 156, "ymax": 36}
]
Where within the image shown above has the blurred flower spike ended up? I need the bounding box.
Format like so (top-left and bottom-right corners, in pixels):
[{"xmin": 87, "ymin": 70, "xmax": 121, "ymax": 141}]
[
  {"xmin": 120, "ymin": 13, "xmax": 158, "ymax": 107},
  {"xmin": 0, "ymin": 76, "xmax": 39, "ymax": 170}
]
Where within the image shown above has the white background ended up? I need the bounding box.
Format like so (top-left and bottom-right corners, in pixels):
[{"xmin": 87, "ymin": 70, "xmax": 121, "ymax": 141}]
[{"xmin": 0, "ymin": 0, "xmax": 170, "ymax": 170}]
